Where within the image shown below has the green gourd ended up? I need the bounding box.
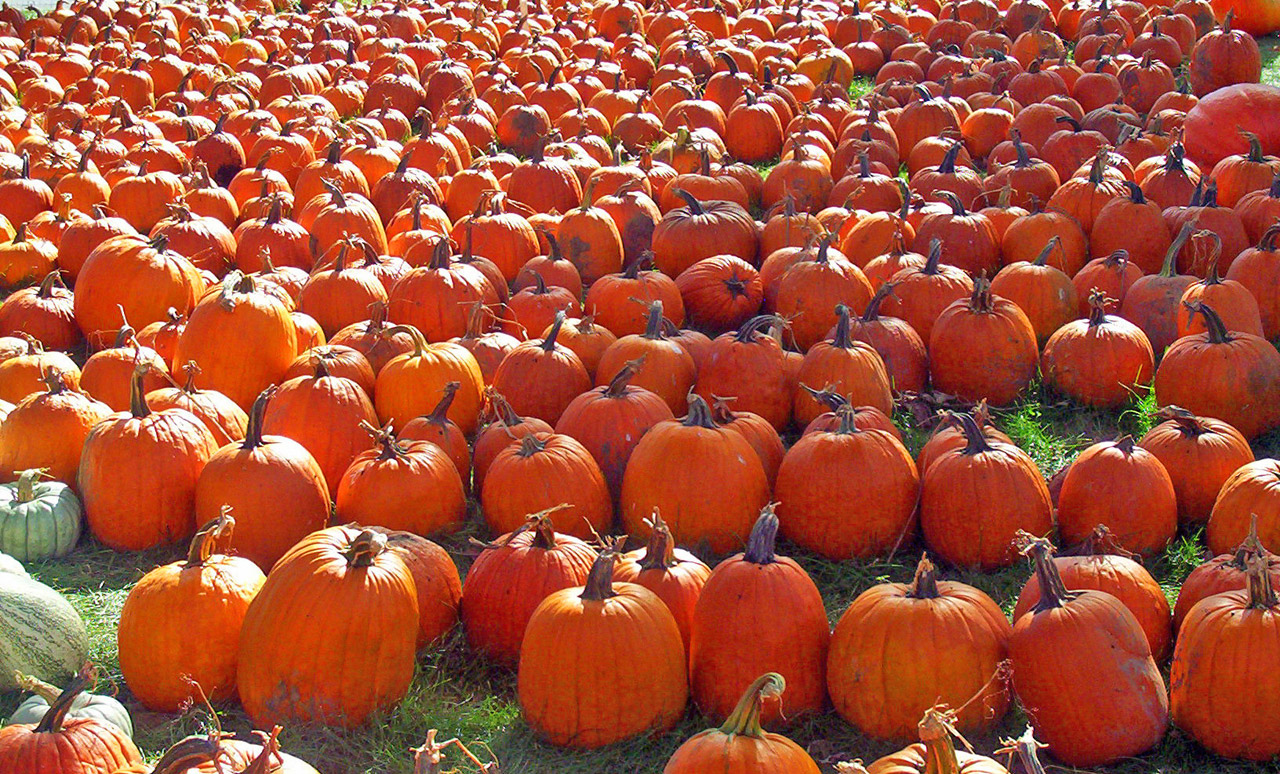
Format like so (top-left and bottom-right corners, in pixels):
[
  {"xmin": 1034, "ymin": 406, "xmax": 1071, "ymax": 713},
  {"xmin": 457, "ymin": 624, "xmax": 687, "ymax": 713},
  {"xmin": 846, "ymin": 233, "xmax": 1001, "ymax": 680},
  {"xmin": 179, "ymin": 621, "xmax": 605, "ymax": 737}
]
[{"xmin": 0, "ymin": 469, "xmax": 82, "ymax": 562}]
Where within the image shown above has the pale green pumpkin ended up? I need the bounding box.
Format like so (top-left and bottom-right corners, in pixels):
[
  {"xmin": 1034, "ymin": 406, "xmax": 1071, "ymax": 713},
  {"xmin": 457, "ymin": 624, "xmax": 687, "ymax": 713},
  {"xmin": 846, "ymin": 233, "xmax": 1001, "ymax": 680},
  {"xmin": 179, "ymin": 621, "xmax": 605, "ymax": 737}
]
[
  {"xmin": 8, "ymin": 672, "xmax": 134, "ymax": 738},
  {"xmin": 0, "ymin": 571, "xmax": 88, "ymax": 691},
  {"xmin": 0, "ymin": 469, "xmax": 81, "ymax": 562},
  {"xmin": 0, "ymin": 551, "xmax": 24, "ymax": 576}
]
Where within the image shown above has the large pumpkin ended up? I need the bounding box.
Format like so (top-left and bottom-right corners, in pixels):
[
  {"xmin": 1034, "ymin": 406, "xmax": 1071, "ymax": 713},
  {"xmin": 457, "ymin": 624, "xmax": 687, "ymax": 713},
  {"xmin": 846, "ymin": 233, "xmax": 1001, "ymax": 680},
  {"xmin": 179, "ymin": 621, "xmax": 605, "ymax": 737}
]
[
  {"xmin": 78, "ymin": 365, "xmax": 218, "ymax": 551},
  {"xmin": 194, "ymin": 389, "xmax": 331, "ymax": 571},
  {"xmin": 928, "ymin": 279, "xmax": 1038, "ymax": 406},
  {"xmin": 237, "ymin": 527, "xmax": 419, "ymax": 728},
  {"xmin": 336, "ymin": 423, "xmax": 466, "ymax": 537},
  {"xmin": 621, "ymin": 395, "xmax": 770, "ymax": 554},
  {"xmin": 1183, "ymin": 83, "xmax": 1280, "ymax": 170},
  {"xmin": 689, "ymin": 507, "xmax": 830, "ymax": 726},
  {"xmin": 518, "ymin": 546, "xmax": 688, "ymax": 749},
  {"xmin": 828, "ymin": 555, "xmax": 1011, "ymax": 742},
  {"xmin": 664, "ymin": 673, "xmax": 820, "ymax": 774},
  {"xmin": 1139, "ymin": 406, "xmax": 1253, "ymax": 525},
  {"xmin": 117, "ymin": 511, "xmax": 265, "ymax": 710},
  {"xmin": 1009, "ymin": 537, "xmax": 1168, "ymax": 767},
  {"xmin": 1207, "ymin": 458, "xmax": 1280, "ymax": 555},
  {"xmin": 1175, "ymin": 517, "xmax": 1280, "ymax": 628},
  {"xmin": 1171, "ymin": 552, "xmax": 1280, "ymax": 760},
  {"xmin": 1056, "ymin": 437, "xmax": 1177, "ymax": 557},
  {"xmin": 612, "ymin": 511, "xmax": 710, "ymax": 653},
  {"xmin": 373, "ymin": 324, "xmax": 484, "ymax": 434},
  {"xmin": 0, "ymin": 371, "xmax": 110, "ymax": 489},
  {"xmin": 481, "ymin": 432, "xmax": 612, "ymax": 540}
]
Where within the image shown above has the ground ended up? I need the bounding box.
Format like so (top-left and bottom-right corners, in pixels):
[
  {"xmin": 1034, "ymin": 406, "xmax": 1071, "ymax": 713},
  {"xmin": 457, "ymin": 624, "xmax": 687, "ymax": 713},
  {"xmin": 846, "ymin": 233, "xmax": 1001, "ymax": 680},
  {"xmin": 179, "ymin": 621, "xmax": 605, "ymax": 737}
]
[{"xmin": 1, "ymin": 31, "xmax": 1279, "ymax": 774}]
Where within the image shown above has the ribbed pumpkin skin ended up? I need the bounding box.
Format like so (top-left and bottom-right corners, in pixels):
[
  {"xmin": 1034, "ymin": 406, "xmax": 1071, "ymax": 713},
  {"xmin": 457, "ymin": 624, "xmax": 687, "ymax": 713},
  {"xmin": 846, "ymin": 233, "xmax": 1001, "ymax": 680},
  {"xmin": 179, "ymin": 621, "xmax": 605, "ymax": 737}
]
[
  {"xmin": 620, "ymin": 398, "xmax": 770, "ymax": 554},
  {"xmin": 1057, "ymin": 439, "xmax": 1177, "ymax": 557},
  {"xmin": 1013, "ymin": 545, "xmax": 1173, "ymax": 662},
  {"xmin": 0, "ymin": 472, "xmax": 81, "ymax": 562},
  {"xmin": 0, "ymin": 716, "xmax": 141, "ymax": 774},
  {"xmin": 0, "ymin": 378, "xmax": 110, "ymax": 488},
  {"xmin": 920, "ymin": 416, "xmax": 1053, "ymax": 570},
  {"xmin": 1170, "ymin": 574, "xmax": 1280, "ymax": 761},
  {"xmin": 1139, "ymin": 410, "xmax": 1254, "ymax": 526},
  {"xmin": 337, "ymin": 435, "xmax": 466, "ymax": 537},
  {"xmin": 1041, "ymin": 309, "xmax": 1155, "ymax": 408},
  {"xmin": 117, "ymin": 517, "xmax": 266, "ymax": 710},
  {"xmin": 144, "ymin": 382, "xmax": 248, "ymax": 447},
  {"xmin": 1207, "ymin": 459, "xmax": 1280, "ymax": 555},
  {"xmin": 461, "ymin": 519, "xmax": 597, "ymax": 668},
  {"xmin": 194, "ymin": 393, "xmax": 331, "ymax": 572},
  {"xmin": 481, "ymin": 433, "xmax": 612, "ymax": 540},
  {"xmin": 928, "ymin": 285, "xmax": 1039, "ymax": 406},
  {"xmin": 261, "ymin": 369, "xmax": 377, "ymax": 499},
  {"xmin": 613, "ymin": 517, "xmax": 710, "ymax": 654},
  {"xmin": 690, "ymin": 512, "xmax": 829, "ymax": 727},
  {"xmin": 374, "ymin": 330, "xmax": 485, "ymax": 435},
  {"xmin": 78, "ymin": 401, "xmax": 217, "ymax": 552},
  {"xmin": 518, "ymin": 569, "xmax": 687, "ymax": 749},
  {"xmin": 173, "ymin": 274, "xmax": 297, "ymax": 410},
  {"xmin": 775, "ymin": 415, "xmax": 919, "ymax": 560},
  {"xmin": 1009, "ymin": 542, "xmax": 1169, "ymax": 767},
  {"xmin": 828, "ymin": 558, "xmax": 1011, "ymax": 743},
  {"xmin": 237, "ymin": 527, "xmax": 419, "ymax": 729}
]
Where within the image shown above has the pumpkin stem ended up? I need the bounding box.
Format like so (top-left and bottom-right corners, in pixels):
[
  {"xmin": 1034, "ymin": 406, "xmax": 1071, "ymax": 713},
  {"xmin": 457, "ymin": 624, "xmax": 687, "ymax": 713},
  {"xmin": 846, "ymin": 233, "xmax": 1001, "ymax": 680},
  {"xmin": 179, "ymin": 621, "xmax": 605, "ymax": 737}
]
[
  {"xmin": 673, "ymin": 188, "xmax": 704, "ymax": 215},
  {"xmin": 12, "ymin": 468, "xmax": 46, "ymax": 504},
  {"xmin": 956, "ymin": 411, "xmax": 992, "ymax": 455},
  {"xmin": 605, "ymin": 357, "xmax": 644, "ymax": 397},
  {"xmin": 733, "ymin": 314, "xmax": 781, "ymax": 343},
  {"xmin": 579, "ymin": 542, "xmax": 621, "ymax": 601},
  {"xmin": 13, "ymin": 672, "xmax": 61, "ymax": 706},
  {"xmin": 718, "ymin": 673, "xmax": 786, "ymax": 738},
  {"xmin": 1245, "ymin": 553, "xmax": 1279, "ymax": 610},
  {"xmin": 830, "ymin": 304, "xmax": 853, "ymax": 348},
  {"xmin": 682, "ymin": 394, "xmax": 719, "ymax": 429},
  {"xmin": 641, "ymin": 300, "xmax": 665, "ymax": 340},
  {"xmin": 922, "ymin": 239, "xmax": 943, "ymax": 275},
  {"xmin": 186, "ymin": 508, "xmax": 236, "ymax": 566},
  {"xmin": 344, "ymin": 528, "xmax": 388, "ymax": 568},
  {"xmin": 1185, "ymin": 301, "xmax": 1232, "ymax": 344},
  {"xmin": 1021, "ymin": 534, "xmax": 1077, "ymax": 611},
  {"xmin": 918, "ymin": 706, "xmax": 970, "ymax": 774},
  {"xmin": 129, "ymin": 362, "xmax": 152, "ymax": 418},
  {"xmin": 1158, "ymin": 223, "xmax": 1194, "ymax": 278},
  {"xmin": 427, "ymin": 381, "xmax": 460, "ymax": 424},
  {"xmin": 1086, "ymin": 290, "xmax": 1113, "ymax": 326},
  {"xmin": 542, "ymin": 310, "xmax": 566, "ymax": 352},
  {"xmin": 516, "ymin": 433, "xmax": 547, "ymax": 458},
  {"xmin": 907, "ymin": 554, "xmax": 941, "ymax": 599},
  {"xmin": 966, "ymin": 277, "xmax": 995, "ymax": 314},
  {"xmin": 938, "ymin": 191, "xmax": 966, "ymax": 217},
  {"xmin": 743, "ymin": 505, "xmax": 780, "ymax": 564},
  {"xmin": 861, "ymin": 282, "xmax": 895, "ymax": 322},
  {"xmin": 33, "ymin": 666, "xmax": 93, "ymax": 734},
  {"xmin": 636, "ymin": 510, "xmax": 678, "ymax": 571},
  {"xmin": 997, "ymin": 727, "xmax": 1050, "ymax": 774},
  {"xmin": 1031, "ymin": 236, "xmax": 1060, "ymax": 267},
  {"xmin": 242, "ymin": 387, "xmax": 275, "ymax": 450},
  {"xmin": 386, "ymin": 324, "xmax": 429, "ymax": 357}
]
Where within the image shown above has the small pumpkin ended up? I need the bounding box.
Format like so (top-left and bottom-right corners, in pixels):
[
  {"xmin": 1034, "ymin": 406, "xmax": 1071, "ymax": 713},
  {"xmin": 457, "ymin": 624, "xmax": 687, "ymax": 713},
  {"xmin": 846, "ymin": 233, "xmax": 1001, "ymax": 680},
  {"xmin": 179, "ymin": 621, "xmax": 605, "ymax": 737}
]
[
  {"xmin": 0, "ymin": 669, "xmax": 141, "ymax": 774},
  {"xmin": 1139, "ymin": 406, "xmax": 1253, "ymax": 525},
  {"xmin": 0, "ymin": 469, "xmax": 80, "ymax": 562},
  {"xmin": 8, "ymin": 672, "xmax": 132, "ymax": 739}
]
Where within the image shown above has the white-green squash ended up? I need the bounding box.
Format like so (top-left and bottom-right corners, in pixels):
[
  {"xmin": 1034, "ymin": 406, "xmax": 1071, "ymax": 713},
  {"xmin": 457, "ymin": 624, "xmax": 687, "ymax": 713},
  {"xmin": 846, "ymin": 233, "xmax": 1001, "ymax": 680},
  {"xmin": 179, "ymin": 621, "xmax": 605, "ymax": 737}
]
[
  {"xmin": 7, "ymin": 672, "xmax": 134, "ymax": 737},
  {"xmin": 0, "ymin": 551, "xmax": 24, "ymax": 576},
  {"xmin": 0, "ymin": 570, "xmax": 88, "ymax": 691},
  {"xmin": 0, "ymin": 469, "xmax": 82, "ymax": 562}
]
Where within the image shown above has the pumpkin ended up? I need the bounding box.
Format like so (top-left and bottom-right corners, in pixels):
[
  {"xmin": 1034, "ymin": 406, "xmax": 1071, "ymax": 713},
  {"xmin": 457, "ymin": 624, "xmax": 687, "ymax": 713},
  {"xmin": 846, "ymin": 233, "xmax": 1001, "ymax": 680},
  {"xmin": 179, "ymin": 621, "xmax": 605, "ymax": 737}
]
[
  {"xmin": 491, "ymin": 312, "xmax": 592, "ymax": 425},
  {"xmin": 369, "ymin": 528, "xmax": 462, "ymax": 650},
  {"xmin": 8, "ymin": 673, "xmax": 132, "ymax": 738},
  {"xmin": 613, "ymin": 511, "xmax": 709, "ymax": 653},
  {"xmin": 689, "ymin": 507, "xmax": 830, "ymax": 726},
  {"xmin": 1170, "ymin": 551, "xmax": 1280, "ymax": 761},
  {"xmin": 1041, "ymin": 290, "xmax": 1155, "ymax": 408},
  {"xmin": 989, "ymin": 237, "xmax": 1079, "ymax": 346},
  {"xmin": 237, "ymin": 527, "xmax": 419, "ymax": 728},
  {"xmin": 374, "ymin": 324, "xmax": 484, "ymax": 434},
  {"xmin": 1057, "ymin": 436, "xmax": 1177, "ymax": 556},
  {"xmin": 621, "ymin": 395, "xmax": 770, "ymax": 554},
  {"xmin": 1227, "ymin": 223, "xmax": 1280, "ymax": 339},
  {"xmin": 0, "ymin": 570, "xmax": 87, "ymax": 692},
  {"xmin": 1183, "ymin": 83, "xmax": 1280, "ymax": 171},
  {"xmin": 1154, "ymin": 301, "xmax": 1280, "ymax": 440},
  {"xmin": 843, "ymin": 282, "xmax": 929, "ymax": 395},
  {"xmin": 0, "ymin": 272, "xmax": 81, "ymax": 351},
  {"xmin": 173, "ymin": 272, "xmax": 296, "ymax": 409},
  {"xmin": 1071, "ymin": 249, "xmax": 1144, "ymax": 318},
  {"xmin": 0, "ymin": 670, "xmax": 141, "ymax": 774},
  {"xmin": 1009, "ymin": 536, "xmax": 1169, "ymax": 767},
  {"xmin": 1013, "ymin": 526, "xmax": 1173, "ymax": 661},
  {"xmin": 388, "ymin": 238, "xmax": 499, "ymax": 343},
  {"xmin": 461, "ymin": 511, "xmax": 597, "ymax": 667},
  {"xmin": 1139, "ymin": 406, "xmax": 1253, "ymax": 526},
  {"xmin": 118, "ymin": 728, "xmax": 318, "ymax": 774},
  {"xmin": 674, "ymin": 255, "xmax": 763, "ymax": 334},
  {"xmin": 518, "ymin": 544, "xmax": 687, "ymax": 749},
  {"xmin": 664, "ymin": 673, "xmax": 820, "ymax": 774},
  {"xmin": 594, "ymin": 301, "xmax": 697, "ymax": 415},
  {"xmin": 1208, "ymin": 459, "xmax": 1280, "ymax": 555},
  {"xmin": 472, "ymin": 390, "xmax": 555, "ymax": 495},
  {"xmin": 481, "ymin": 432, "xmax": 611, "ymax": 540},
  {"xmin": 928, "ymin": 279, "xmax": 1039, "ymax": 407},
  {"xmin": 73, "ymin": 234, "xmax": 205, "ymax": 347},
  {"xmin": 145, "ymin": 362, "xmax": 248, "ymax": 446},
  {"xmin": 772, "ymin": 236, "xmax": 875, "ymax": 351},
  {"xmin": 0, "ymin": 371, "xmax": 111, "ymax": 488},
  {"xmin": 828, "ymin": 555, "xmax": 1011, "ymax": 742},
  {"xmin": 710, "ymin": 399, "xmax": 786, "ymax": 488},
  {"xmin": 261, "ymin": 359, "xmax": 377, "ymax": 498},
  {"xmin": 0, "ymin": 469, "xmax": 80, "ymax": 562},
  {"xmin": 881, "ymin": 239, "xmax": 973, "ymax": 345},
  {"xmin": 78, "ymin": 330, "xmax": 169, "ymax": 413},
  {"xmin": 1119, "ymin": 224, "xmax": 1198, "ymax": 357},
  {"xmin": 555, "ymin": 358, "xmax": 675, "ymax": 500},
  {"xmin": 693, "ymin": 315, "xmax": 794, "ymax": 430},
  {"xmin": 1175, "ymin": 517, "xmax": 1280, "ymax": 628},
  {"xmin": 775, "ymin": 404, "xmax": 918, "ymax": 560},
  {"xmin": 78, "ymin": 365, "xmax": 218, "ymax": 551},
  {"xmin": 117, "ymin": 511, "xmax": 265, "ymax": 710},
  {"xmin": 865, "ymin": 706, "xmax": 1010, "ymax": 774},
  {"xmin": 920, "ymin": 413, "xmax": 1053, "ymax": 570},
  {"xmin": 652, "ymin": 189, "xmax": 759, "ymax": 276}
]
